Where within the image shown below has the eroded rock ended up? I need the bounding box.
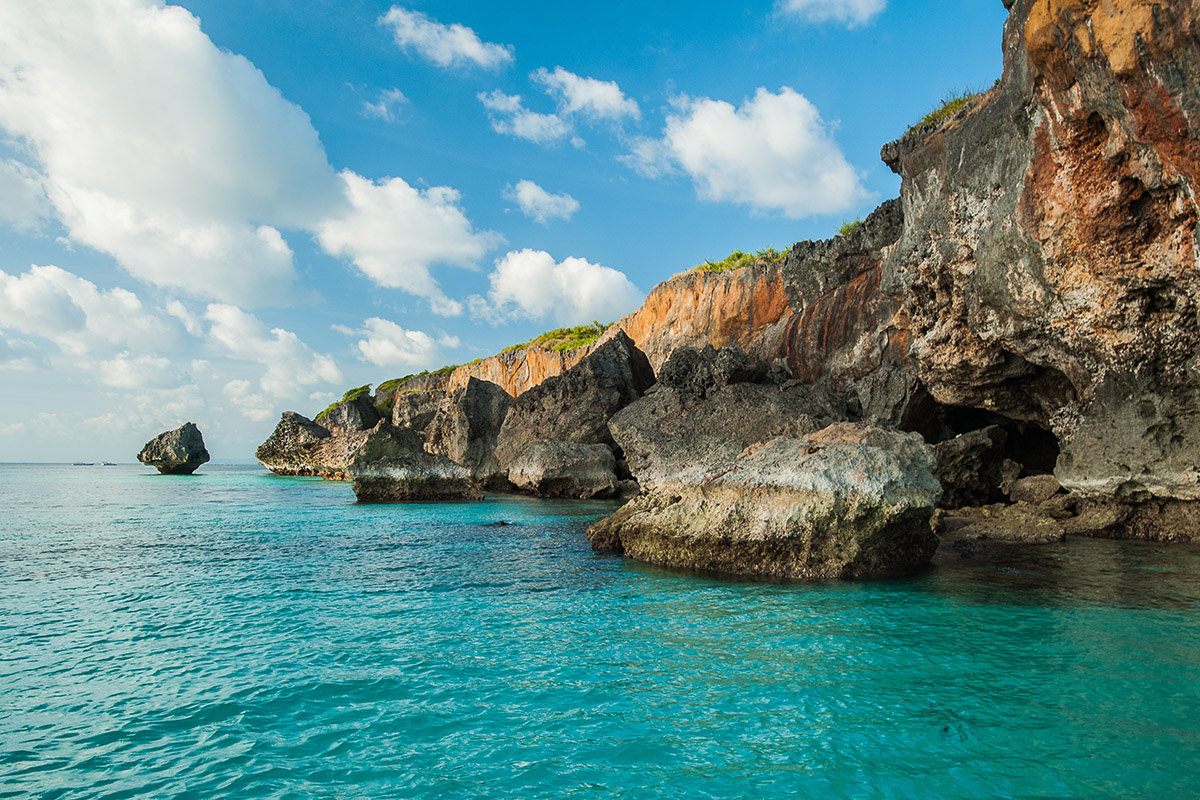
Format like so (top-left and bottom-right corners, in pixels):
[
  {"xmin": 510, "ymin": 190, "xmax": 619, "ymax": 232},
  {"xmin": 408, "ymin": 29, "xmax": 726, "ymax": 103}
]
[
  {"xmin": 588, "ymin": 424, "xmax": 942, "ymax": 580},
  {"xmin": 424, "ymin": 377, "xmax": 513, "ymax": 487},
  {"xmin": 137, "ymin": 422, "xmax": 210, "ymax": 475},
  {"xmin": 507, "ymin": 440, "xmax": 618, "ymax": 499},
  {"xmin": 494, "ymin": 331, "xmax": 654, "ymax": 470}
]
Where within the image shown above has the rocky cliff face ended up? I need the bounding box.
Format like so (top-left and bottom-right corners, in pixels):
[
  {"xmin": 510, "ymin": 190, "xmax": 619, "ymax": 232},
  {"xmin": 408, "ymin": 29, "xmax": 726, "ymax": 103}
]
[
  {"xmin": 608, "ymin": 258, "xmax": 793, "ymax": 371},
  {"xmin": 881, "ymin": 0, "xmax": 1199, "ymax": 512},
  {"xmin": 445, "ymin": 344, "xmax": 594, "ymax": 397}
]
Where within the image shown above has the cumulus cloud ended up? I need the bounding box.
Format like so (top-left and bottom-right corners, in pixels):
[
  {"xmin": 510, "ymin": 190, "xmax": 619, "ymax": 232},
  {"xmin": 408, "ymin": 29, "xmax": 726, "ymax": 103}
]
[
  {"xmin": 0, "ymin": 158, "xmax": 51, "ymax": 230},
  {"xmin": 624, "ymin": 87, "xmax": 869, "ymax": 218},
  {"xmin": 350, "ymin": 317, "xmax": 460, "ymax": 370},
  {"xmin": 531, "ymin": 67, "xmax": 640, "ymax": 122},
  {"xmin": 98, "ymin": 352, "xmax": 187, "ymax": 390},
  {"xmin": 380, "ymin": 7, "xmax": 513, "ymax": 70},
  {"xmin": 317, "ymin": 171, "xmax": 502, "ymax": 316},
  {"xmin": 204, "ymin": 304, "xmax": 342, "ymax": 398},
  {"xmin": 504, "ymin": 180, "xmax": 580, "ymax": 225},
  {"xmin": 0, "ymin": 336, "xmax": 43, "ymax": 371},
  {"xmin": 0, "ymin": 0, "xmax": 341, "ymax": 305},
  {"xmin": 478, "ymin": 91, "xmax": 576, "ymax": 147},
  {"xmin": 778, "ymin": 0, "xmax": 886, "ymax": 26},
  {"xmin": 0, "ymin": 264, "xmax": 179, "ymax": 356},
  {"xmin": 362, "ymin": 87, "xmax": 408, "ymax": 123},
  {"xmin": 478, "ymin": 249, "xmax": 643, "ymax": 325}
]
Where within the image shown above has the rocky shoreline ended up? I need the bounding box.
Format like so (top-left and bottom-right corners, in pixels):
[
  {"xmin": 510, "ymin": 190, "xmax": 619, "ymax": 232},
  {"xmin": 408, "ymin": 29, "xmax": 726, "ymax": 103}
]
[{"xmin": 256, "ymin": 0, "xmax": 1200, "ymax": 578}]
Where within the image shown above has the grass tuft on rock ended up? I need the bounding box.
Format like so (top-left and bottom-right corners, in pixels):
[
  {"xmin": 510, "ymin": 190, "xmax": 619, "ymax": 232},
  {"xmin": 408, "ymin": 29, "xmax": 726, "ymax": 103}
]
[
  {"xmin": 907, "ymin": 87, "xmax": 989, "ymax": 136},
  {"xmin": 837, "ymin": 218, "xmax": 863, "ymax": 237},
  {"xmin": 501, "ymin": 321, "xmax": 613, "ymax": 354},
  {"xmin": 690, "ymin": 247, "xmax": 785, "ymax": 276},
  {"xmin": 316, "ymin": 384, "xmax": 372, "ymax": 421}
]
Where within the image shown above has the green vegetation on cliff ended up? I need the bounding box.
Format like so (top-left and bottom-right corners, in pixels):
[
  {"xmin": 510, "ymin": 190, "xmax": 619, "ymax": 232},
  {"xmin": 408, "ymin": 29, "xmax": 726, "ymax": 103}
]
[
  {"xmin": 501, "ymin": 321, "xmax": 612, "ymax": 354},
  {"xmin": 837, "ymin": 218, "xmax": 863, "ymax": 237},
  {"xmin": 316, "ymin": 384, "xmax": 371, "ymax": 421},
  {"xmin": 691, "ymin": 247, "xmax": 785, "ymax": 276},
  {"xmin": 907, "ymin": 83, "xmax": 996, "ymax": 135}
]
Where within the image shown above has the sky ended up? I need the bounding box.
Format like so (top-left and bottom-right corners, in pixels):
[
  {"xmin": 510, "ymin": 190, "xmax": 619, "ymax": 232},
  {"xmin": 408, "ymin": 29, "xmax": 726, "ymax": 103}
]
[{"xmin": 0, "ymin": 0, "xmax": 1010, "ymax": 462}]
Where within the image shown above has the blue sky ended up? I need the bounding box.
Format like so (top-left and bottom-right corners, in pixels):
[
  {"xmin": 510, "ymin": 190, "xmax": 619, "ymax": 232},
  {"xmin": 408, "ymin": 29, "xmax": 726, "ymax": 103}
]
[{"xmin": 0, "ymin": 0, "xmax": 1009, "ymax": 461}]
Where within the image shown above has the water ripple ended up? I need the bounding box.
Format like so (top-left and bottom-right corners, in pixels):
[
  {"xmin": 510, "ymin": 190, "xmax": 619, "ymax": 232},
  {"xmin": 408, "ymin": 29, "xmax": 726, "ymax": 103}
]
[{"xmin": 1, "ymin": 464, "xmax": 1199, "ymax": 798}]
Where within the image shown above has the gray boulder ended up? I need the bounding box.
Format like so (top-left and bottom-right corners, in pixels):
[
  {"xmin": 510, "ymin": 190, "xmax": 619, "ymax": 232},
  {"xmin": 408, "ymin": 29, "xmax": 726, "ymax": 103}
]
[
  {"xmin": 588, "ymin": 423, "xmax": 942, "ymax": 580},
  {"xmin": 507, "ymin": 440, "xmax": 618, "ymax": 499},
  {"xmin": 137, "ymin": 422, "xmax": 210, "ymax": 475},
  {"xmin": 424, "ymin": 377, "xmax": 513, "ymax": 487},
  {"xmin": 494, "ymin": 330, "xmax": 654, "ymax": 470},
  {"xmin": 350, "ymin": 452, "xmax": 479, "ymax": 502},
  {"xmin": 391, "ymin": 390, "xmax": 442, "ymax": 437},
  {"xmin": 344, "ymin": 420, "xmax": 477, "ymax": 502},
  {"xmin": 256, "ymin": 412, "xmax": 332, "ymax": 476},
  {"xmin": 933, "ymin": 426, "xmax": 1019, "ymax": 508},
  {"xmin": 608, "ymin": 380, "xmax": 844, "ymax": 493}
]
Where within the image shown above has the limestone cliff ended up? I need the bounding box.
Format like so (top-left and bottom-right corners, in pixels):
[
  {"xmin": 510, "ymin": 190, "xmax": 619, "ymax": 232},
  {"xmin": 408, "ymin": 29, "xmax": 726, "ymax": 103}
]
[{"xmin": 881, "ymin": 0, "xmax": 1199, "ymax": 506}]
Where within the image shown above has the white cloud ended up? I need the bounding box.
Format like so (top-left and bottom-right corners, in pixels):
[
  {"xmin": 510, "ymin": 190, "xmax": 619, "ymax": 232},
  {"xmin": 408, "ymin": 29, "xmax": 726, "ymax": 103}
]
[
  {"xmin": 351, "ymin": 317, "xmax": 460, "ymax": 370},
  {"xmin": 778, "ymin": 0, "xmax": 886, "ymax": 26},
  {"xmin": 204, "ymin": 303, "xmax": 342, "ymax": 397},
  {"xmin": 0, "ymin": 264, "xmax": 179, "ymax": 356},
  {"xmin": 0, "ymin": 0, "xmax": 341, "ymax": 305},
  {"xmin": 0, "ymin": 336, "xmax": 43, "ymax": 371},
  {"xmin": 504, "ymin": 180, "xmax": 580, "ymax": 225},
  {"xmin": 479, "ymin": 249, "xmax": 643, "ymax": 325},
  {"xmin": 222, "ymin": 378, "xmax": 274, "ymax": 423},
  {"xmin": 380, "ymin": 7, "xmax": 513, "ymax": 70},
  {"xmin": 0, "ymin": 158, "xmax": 51, "ymax": 230},
  {"xmin": 532, "ymin": 67, "xmax": 640, "ymax": 122},
  {"xmin": 98, "ymin": 352, "xmax": 187, "ymax": 390},
  {"xmin": 317, "ymin": 170, "xmax": 502, "ymax": 316},
  {"xmin": 478, "ymin": 91, "xmax": 576, "ymax": 147},
  {"xmin": 626, "ymin": 87, "xmax": 869, "ymax": 218},
  {"xmin": 362, "ymin": 88, "xmax": 408, "ymax": 123}
]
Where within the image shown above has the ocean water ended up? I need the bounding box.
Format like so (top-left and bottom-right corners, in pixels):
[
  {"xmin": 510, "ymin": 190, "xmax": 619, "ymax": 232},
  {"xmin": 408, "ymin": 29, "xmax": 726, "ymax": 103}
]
[{"xmin": 2, "ymin": 464, "xmax": 1198, "ymax": 799}]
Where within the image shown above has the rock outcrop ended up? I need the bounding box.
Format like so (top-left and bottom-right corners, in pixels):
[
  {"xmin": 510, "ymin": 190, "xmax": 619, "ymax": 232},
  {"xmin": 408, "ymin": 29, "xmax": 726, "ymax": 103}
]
[
  {"xmin": 588, "ymin": 349, "xmax": 939, "ymax": 579},
  {"xmin": 608, "ymin": 257, "xmax": 793, "ymax": 371},
  {"xmin": 881, "ymin": 0, "xmax": 1200, "ymax": 523},
  {"xmin": 494, "ymin": 331, "xmax": 654, "ymax": 475},
  {"xmin": 507, "ymin": 440, "xmax": 618, "ymax": 499},
  {"xmin": 349, "ymin": 446, "xmax": 478, "ymax": 502},
  {"xmin": 588, "ymin": 424, "xmax": 942, "ymax": 580},
  {"xmin": 423, "ymin": 377, "xmax": 514, "ymax": 488},
  {"xmin": 137, "ymin": 422, "xmax": 210, "ymax": 475}
]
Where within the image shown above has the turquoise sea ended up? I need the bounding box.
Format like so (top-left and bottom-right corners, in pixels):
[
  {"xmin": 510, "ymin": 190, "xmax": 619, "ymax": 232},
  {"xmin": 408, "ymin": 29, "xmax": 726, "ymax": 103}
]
[{"xmin": 2, "ymin": 464, "xmax": 1199, "ymax": 799}]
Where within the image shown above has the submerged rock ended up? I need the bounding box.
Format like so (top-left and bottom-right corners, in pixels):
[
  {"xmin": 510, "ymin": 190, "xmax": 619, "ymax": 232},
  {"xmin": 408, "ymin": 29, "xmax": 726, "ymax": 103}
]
[
  {"xmin": 588, "ymin": 423, "xmax": 942, "ymax": 580},
  {"xmin": 137, "ymin": 422, "xmax": 210, "ymax": 475},
  {"xmin": 940, "ymin": 503, "xmax": 1066, "ymax": 544}
]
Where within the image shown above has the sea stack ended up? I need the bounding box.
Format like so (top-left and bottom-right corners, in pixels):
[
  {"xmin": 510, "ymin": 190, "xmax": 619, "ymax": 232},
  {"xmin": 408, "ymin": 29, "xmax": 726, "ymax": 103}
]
[{"xmin": 137, "ymin": 422, "xmax": 210, "ymax": 475}]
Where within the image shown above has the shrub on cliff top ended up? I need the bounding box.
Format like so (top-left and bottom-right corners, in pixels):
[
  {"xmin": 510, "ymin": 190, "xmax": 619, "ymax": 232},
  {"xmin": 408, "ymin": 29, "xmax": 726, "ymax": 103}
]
[
  {"xmin": 837, "ymin": 218, "xmax": 863, "ymax": 237},
  {"xmin": 501, "ymin": 321, "xmax": 613, "ymax": 354},
  {"xmin": 908, "ymin": 88, "xmax": 984, "ymax": 135},
  {"xmin": 689, "ymin": 247, "xmax": 785, "ymax": 276}
]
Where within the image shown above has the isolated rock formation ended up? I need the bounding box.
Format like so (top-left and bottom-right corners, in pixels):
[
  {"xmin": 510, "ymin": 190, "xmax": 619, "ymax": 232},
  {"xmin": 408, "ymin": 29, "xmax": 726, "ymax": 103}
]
[{"xmin": 137, "ymin": 422, "xmax": 210, "ymax": 475}]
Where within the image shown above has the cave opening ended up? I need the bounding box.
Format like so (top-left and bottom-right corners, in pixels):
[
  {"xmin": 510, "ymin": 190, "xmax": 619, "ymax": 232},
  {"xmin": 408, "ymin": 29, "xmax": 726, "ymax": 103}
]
[{"xmin": 937, "ymin": 404, "xmax": 1061, "ymax": 475}]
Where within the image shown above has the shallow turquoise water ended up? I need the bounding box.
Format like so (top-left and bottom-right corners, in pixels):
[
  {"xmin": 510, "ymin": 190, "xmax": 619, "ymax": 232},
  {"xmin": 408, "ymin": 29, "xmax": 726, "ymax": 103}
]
[{"xmin": 2, "ymin": 464, "xmax": 1199, "ymax": 799}]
